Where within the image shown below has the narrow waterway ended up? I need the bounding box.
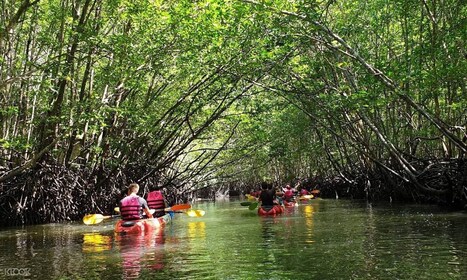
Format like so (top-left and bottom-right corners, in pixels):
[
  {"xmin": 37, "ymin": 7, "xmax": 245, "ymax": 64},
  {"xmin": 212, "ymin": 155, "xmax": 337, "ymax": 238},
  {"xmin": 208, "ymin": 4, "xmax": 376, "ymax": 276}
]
[{"xmin": 0, "ymin": 199, "xmax": 466, "ymax": 279}]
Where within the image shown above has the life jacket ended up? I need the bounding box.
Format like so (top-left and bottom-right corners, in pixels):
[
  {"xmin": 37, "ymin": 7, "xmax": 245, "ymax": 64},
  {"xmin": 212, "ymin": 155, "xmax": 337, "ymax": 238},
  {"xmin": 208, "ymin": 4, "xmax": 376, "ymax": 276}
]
[
  {"xmin": 147, "ymin": 191, "xmax": 165, "ymax": 217},
  {"xmin": 120, "ymin": 196, "xmax": 142, "ymax": 220},
  {"xmin": 284, "ymin": 189, "xmax": 294, "ymax": 198},
  {"xmin": 300, "ymin": 189, "xmax": 309, "ymax": 196}
]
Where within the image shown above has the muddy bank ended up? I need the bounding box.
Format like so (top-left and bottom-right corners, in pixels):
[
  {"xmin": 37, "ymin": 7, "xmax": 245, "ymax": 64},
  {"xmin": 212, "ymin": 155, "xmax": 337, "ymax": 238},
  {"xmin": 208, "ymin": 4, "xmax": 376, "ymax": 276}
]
[
  {"xmin": 1, "ymin": 158, "xmax": 466, "ymax": 227},
  {"xmin": 0, "ymin": 164, "xmax": 184, "ymax": 227},
  {"xmin": 315, "ymin": 158, "xmax": 467, "ymax": 210}
]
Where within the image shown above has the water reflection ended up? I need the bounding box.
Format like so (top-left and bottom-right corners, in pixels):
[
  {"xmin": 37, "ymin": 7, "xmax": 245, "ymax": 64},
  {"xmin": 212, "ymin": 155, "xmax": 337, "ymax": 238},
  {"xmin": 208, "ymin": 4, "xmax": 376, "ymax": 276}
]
[
  {"xmin": 1, "ymin": 200, "xmax": 467, "ymax": 279},
  {"xmin": 114, "ymin": 228, "xmax": 166, "ymax": 279},
  {"xmin": 187, "ymin": 221, "xmax": 206, "ymax": 239},
  {"xmin": 303, "ymin": 204, "xmax": 315, "ymax": 244},
  {"xmin": 82, "ymin": 233, "xmax": 112, "ymax": 254}
]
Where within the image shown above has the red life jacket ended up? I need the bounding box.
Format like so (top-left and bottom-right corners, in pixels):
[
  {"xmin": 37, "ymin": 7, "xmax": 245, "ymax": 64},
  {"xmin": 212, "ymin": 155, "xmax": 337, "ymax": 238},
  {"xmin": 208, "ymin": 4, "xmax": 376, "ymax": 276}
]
[
  {"xmin": 147, "ymin": 191, "xmax": 165, "ymax": 217},
  {"xmin": 284, "ymin": 189, "xmax": 294, "ymax": 200},
  {"xmin": 120, "ymin": 196, "xmax": 142, "ymax": 220}
]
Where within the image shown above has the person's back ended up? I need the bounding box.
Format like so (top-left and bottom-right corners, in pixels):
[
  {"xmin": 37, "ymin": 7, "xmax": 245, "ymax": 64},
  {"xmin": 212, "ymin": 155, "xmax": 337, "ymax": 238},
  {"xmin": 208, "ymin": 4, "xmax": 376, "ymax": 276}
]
[
  {"xmin": 147, "ymin": 188, "xmax": 166, "ymax": 218},
  {"xmin": 259, "ymin": 182, "xmax": 274, "ymax": 206},
  {"xmin": 283, "ymin": 185, "xmax": 294, "ymax": 202},
  {"xmin": 120, "ymin": 183, "xmax": 153, "ymax": 220},
  {"xmin": 120, "ymin": 195, "xmax": 144, "ymax": 220}
]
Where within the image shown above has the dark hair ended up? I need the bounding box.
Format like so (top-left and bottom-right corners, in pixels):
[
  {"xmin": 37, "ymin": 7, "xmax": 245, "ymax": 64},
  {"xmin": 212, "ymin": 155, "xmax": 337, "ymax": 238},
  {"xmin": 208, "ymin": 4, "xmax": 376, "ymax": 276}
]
[
  {"xmin": 261, "ymin": 182, "xmax": 269, "ymax": 190},
  {"xmin": 150, "ymin": 185, "xmax": 162, "ymax": 191}
]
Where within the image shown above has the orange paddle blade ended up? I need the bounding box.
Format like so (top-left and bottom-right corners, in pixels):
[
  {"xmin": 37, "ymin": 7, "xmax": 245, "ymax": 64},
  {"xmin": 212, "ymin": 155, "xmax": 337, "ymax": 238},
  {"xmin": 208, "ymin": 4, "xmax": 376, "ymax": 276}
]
[{"xmin": 169, "ymin": 204, "xmax": 191, "ymax": 211}]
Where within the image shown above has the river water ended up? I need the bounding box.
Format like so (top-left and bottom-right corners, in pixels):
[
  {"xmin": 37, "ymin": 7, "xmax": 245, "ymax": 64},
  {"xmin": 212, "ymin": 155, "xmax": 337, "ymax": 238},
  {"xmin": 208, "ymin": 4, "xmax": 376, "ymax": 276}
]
[{"xmin": 0, "ymin": 199, "xmax": 466, "ymax": 279}]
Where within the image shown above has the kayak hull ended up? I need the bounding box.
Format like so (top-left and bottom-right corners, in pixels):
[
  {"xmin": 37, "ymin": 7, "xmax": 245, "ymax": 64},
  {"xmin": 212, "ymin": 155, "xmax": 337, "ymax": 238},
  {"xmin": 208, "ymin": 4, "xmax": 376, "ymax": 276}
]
[
  {"xmin": 283, "ymin": 200, "xmax": 297, "ymax": 207},
  {"xmin": 115, "ymin": 213, "xmax": 171, "ymax": 234},
  {"xmin": 258, "ymin": 205, "xmax": 284, "ymax": 216}
]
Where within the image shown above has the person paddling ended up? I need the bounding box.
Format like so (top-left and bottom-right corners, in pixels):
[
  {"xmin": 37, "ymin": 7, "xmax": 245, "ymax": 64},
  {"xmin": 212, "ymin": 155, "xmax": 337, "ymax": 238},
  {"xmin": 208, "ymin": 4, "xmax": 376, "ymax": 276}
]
[
  {"xmin": 120, "ymin": 183, "xmax": 153, "ymax": 220},
  {"xmin": 283, "ymin": 184, "xmax": 295, "ymax": 203},
  {"xmin": 146, "ymin": 186, "xmax": 167, "ymax": 218},
  {"xmin": 258, "ymin": 182, "xmax": 275, "ymax": 207}
]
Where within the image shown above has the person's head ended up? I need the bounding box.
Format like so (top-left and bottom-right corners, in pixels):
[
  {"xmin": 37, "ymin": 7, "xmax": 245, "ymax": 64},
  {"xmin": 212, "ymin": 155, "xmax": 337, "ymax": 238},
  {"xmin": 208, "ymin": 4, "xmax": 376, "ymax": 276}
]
[
  {"xmin": 261, "ymin": 182, "xmax": 269, "ymax": 190},
  {"xmin": 128, "ymin": 183, "xmax": 139, "ymax": 195},
  {"xmin": 151, "ymin": 185, "xmax": 162, "ymax": 191},
  {"xmin": 286, "ymin": 184, "xmax": 291, "ymax": 189}
]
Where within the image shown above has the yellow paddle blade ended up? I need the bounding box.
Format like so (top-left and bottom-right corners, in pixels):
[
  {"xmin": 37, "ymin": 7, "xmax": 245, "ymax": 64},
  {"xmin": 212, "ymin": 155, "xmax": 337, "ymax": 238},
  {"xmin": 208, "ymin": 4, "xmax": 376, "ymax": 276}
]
[
  {"xmin": 186, "ymin": 209, "xmax": 205, "ymax": 217},
  {"xmin": 83, "ymin": 214, "xmax": 110, "ymax": 225}
]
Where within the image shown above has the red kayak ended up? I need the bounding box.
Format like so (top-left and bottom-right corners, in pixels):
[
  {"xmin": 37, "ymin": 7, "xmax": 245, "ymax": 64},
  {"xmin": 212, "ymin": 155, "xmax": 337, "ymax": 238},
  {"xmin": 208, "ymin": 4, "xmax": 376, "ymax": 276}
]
[
  {"xmin": 258, "ymin": 205, "xmax": 284, "ymax": 216},
  {"xmin": 115, "ymin": 213, "xmax": 171, "ymax": 234},
  {"xmin": 283, "ymin": 200, "xmax": 297, "ymax": 207}
]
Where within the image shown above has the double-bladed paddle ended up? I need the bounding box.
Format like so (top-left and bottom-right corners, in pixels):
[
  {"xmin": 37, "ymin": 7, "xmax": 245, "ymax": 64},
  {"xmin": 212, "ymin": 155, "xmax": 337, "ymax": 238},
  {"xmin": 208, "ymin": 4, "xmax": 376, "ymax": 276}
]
[{"xmin": 85, "ymin": 204, "xmax": 192, "ymax": 225}]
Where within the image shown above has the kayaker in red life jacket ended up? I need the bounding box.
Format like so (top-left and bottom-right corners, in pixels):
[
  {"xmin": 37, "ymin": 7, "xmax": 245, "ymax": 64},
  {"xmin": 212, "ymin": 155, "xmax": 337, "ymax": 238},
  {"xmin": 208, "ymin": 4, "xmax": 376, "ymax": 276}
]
[
  {"xmin": 299, "ymin": 187, "xmax": 310, "ymax": 196},
  {"xmin": 283, "ymin": 184, "xmax": 295, "ymax": 202},
  {"xmin": 120, "ymin": 183, "xmax": 153, "ymax": 220},
  {"xmin": 146, "ymin": 186, "xmax": 167, "ymax": 218}
]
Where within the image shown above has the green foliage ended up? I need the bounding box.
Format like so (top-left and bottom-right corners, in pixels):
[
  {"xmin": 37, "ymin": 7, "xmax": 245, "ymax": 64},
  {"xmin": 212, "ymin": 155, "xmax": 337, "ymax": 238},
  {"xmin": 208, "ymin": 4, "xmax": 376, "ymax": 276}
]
[{"xmin": 0, "ymin": 0, "xmax": 465, "ymax": 190}]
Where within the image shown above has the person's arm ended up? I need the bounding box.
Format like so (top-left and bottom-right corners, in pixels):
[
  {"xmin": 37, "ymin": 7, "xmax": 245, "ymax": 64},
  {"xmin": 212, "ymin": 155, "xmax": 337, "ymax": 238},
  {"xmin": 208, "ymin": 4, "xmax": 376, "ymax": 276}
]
[
  {"xmin": 143, "ymin": 207, "xmax": 153, "ymax": 219},
  {"xmin": 140, "ymin": 198, "xmax": 154, "ymax": 219}
]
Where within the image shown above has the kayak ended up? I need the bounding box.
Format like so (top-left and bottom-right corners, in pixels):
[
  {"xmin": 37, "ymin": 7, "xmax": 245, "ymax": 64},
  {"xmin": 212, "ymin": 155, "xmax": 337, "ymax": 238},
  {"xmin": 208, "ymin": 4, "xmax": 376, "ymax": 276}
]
[
  {"xmin": 115, "ymin": 213, "xmax": 171, "ymax": 234},
  {"xmin": 283, "ymin": 200, "xmax": 297, "ymax": 207},
  {"xmin": 258, "ymin": 205, "xmax": 284, "ymax": 216}
]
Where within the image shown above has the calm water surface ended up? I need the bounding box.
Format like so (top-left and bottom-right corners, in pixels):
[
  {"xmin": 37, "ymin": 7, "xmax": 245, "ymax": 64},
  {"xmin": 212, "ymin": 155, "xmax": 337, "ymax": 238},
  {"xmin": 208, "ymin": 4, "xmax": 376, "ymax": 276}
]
[{"xmin": 0, "ymin": 199, "xmax": 466, "ymax": 279}]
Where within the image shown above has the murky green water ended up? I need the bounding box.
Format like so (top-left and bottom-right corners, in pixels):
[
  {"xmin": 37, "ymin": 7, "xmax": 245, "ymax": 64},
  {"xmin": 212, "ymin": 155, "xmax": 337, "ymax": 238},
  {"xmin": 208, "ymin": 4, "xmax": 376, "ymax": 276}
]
[{"xmin": 1, "ymin": 199, "xmax": 466, "ymax": 279}]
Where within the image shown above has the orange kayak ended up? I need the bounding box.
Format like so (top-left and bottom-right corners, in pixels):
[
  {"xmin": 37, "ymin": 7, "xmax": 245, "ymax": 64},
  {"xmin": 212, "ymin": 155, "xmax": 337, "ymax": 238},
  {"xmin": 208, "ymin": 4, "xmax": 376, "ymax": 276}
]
[{"xmin": 115, "ymin": 213, "xmax": 171, "ymax": 234}]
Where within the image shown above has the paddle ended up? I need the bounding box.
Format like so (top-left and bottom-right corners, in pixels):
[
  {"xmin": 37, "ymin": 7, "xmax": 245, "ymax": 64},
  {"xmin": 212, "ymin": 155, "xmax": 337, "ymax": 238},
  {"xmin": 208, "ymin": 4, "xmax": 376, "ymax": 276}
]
[
  {"xmin": 114, "ymin": 203, "xmax": 191, "ymax": 213},
  {"xmin": 248, "ymin": 201, "xmax": 259, "ymax": 210},
  {"xmin": 84, "ymin": 209, "xmax": 159, "ymax": 225},
  {"xmin": 153, "ymin": 204, "xmax": 191, "ymax": 212},
  {"xmin": 240, "ymin": 201, "xmax": 258, "ymax": 210},
  {"xmin": 83, "ymin": 214, "xmax": 118, "ymax": 225},
  {"xmin": 184, "ymin": 209, "xmax": 206, "ymax": 217}
]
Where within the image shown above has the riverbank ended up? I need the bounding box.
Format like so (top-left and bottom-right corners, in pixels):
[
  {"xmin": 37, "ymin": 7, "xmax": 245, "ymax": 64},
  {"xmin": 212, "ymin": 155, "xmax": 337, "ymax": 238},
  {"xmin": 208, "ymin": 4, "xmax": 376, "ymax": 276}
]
[{"xmin": 1, "ymin": 158, "xmax": 466, "ymax": 227}]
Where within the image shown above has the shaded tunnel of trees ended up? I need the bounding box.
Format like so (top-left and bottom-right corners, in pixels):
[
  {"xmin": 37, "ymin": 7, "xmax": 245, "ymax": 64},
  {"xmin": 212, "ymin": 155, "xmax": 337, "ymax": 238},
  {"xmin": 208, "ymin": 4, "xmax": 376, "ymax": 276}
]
[{"xmin": 0, "ymin": 0, "xmax": 466, "ymax": 226}]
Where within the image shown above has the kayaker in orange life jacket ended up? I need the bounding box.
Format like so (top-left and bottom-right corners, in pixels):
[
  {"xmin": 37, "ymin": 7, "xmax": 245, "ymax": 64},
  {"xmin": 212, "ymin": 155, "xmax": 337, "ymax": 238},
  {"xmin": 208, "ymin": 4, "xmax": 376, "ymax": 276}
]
[
  {"xmin": 119, "ymin": 183, "xmax": 153, "ymax": 220},
  {"xmin": 146, "ymin": 186, "xmax": 167, "ymax": 218}
]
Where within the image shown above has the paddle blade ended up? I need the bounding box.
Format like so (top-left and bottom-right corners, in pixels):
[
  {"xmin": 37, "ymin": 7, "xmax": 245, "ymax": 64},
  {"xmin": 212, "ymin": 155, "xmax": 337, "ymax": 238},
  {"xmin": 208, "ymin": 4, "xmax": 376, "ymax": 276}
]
[
  {"xmin": 83, "ymin": 214, "xmax": 109, "ymax": 225},
  {"xmin": 186, "ymin": 209, "xmax": 205, "ymax": 217},
  {"xmin": 248, "ymin": 202, "xmax": 258, "ymax": 210},
  {"xmin": 169, "ymin": 204, "xmax": 191, "ymax": 211},
  {"xmin": 240, "ymin": 201, "xmax": 252, "ymax": 206}
]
